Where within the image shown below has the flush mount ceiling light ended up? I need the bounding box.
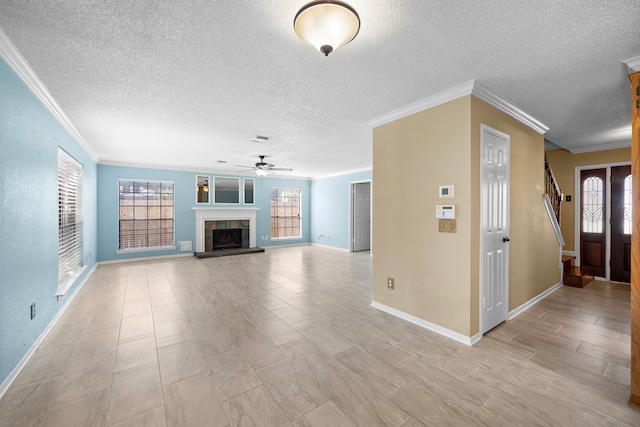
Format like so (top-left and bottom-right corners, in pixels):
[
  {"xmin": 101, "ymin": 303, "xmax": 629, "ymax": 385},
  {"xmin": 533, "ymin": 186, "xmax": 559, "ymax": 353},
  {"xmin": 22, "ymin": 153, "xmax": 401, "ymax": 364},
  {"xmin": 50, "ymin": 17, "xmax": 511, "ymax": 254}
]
[{"xmin": 294, "ymin": 1, "xmax": 360, "ymax": 57}]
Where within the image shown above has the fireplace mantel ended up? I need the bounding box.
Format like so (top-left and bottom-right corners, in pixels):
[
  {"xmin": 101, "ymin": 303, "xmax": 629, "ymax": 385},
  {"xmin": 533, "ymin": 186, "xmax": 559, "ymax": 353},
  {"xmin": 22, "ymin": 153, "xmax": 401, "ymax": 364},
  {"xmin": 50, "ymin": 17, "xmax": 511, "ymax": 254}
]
[{"xmin": 192, "ymin": 207, "xmax": 260, "ymax": 252}]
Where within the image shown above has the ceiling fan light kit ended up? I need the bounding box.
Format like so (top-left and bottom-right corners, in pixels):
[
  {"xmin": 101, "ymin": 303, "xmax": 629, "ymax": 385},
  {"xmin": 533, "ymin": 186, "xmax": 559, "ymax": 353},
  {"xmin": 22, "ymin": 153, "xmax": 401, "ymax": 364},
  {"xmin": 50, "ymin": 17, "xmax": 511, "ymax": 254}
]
[
  {"xmin": 234, "ymin": 155, "xmax": 293, "ymax": 176},
  {"xmin": 293, "ymin": 0, "xmax": 360, "ymax": 56}
]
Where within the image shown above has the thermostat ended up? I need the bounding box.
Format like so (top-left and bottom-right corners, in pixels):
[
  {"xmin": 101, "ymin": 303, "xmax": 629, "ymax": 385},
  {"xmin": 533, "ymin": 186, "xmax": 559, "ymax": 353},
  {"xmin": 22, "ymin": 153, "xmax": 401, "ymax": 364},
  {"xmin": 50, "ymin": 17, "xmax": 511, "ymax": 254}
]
[
  {"xmin": 439, "ymin": 185, "xmax": 454, "ymax": 198},
  {"xmin": 436, "ymin": 205, "xmax": 456, "ymax": 219}
]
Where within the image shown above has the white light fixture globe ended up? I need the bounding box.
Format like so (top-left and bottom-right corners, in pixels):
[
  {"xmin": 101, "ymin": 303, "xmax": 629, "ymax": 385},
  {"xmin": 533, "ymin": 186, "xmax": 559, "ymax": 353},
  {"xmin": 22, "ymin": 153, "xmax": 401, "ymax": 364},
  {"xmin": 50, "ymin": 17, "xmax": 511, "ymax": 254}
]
[
  {"xmin": 294, "ymin": 1, "xmax": 360, "ymax": 57},
  {"xmin": 256, "ymin": 169, "xmax": 270, "ymax": 177}
]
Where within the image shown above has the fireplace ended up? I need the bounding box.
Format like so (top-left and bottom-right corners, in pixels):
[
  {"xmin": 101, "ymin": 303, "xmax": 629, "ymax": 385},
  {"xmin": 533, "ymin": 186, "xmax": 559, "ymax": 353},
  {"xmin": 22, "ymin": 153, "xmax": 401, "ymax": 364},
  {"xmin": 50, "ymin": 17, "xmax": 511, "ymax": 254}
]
[
  {"xmin": 205, "ymin": 220, "xmax": 250, "ymax": 251},
  {"xmin": 192, "ymin": 207, "xmax": 259, "ymax": 253}
]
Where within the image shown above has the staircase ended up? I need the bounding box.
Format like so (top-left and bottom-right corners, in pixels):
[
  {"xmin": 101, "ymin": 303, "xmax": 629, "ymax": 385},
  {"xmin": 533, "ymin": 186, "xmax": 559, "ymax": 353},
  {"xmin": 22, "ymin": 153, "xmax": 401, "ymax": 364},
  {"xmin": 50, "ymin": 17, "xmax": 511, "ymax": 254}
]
[
  {"xmin": 562, "ymin": 255, "xmax": 594, "ymax": 288},
  {"xmin": 545, "ymin": 158, "xmax": 594, "ymax": 287}
]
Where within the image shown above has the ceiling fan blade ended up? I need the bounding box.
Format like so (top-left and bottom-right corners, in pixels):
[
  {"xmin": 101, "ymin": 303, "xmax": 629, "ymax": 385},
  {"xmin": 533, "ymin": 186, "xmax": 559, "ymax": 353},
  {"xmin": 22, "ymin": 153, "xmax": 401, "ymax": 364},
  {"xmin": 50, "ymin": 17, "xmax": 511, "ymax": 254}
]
[
  {"xmin": 235, "ymin": 168, "xmax": 255, "ymax": 172},
  {"xmin": 233, "ymin": 164, "xmax": 255, "ymax": 169},
  {"xmin": 268, "ymin": 167, "xmax": 293, "ymax": 171}
]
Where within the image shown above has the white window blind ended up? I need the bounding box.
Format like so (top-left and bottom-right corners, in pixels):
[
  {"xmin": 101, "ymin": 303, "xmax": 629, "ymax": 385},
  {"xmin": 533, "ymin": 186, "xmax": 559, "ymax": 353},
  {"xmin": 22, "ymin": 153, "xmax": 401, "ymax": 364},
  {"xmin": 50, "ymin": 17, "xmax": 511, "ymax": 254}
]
[
  {"xmin": 58, "ymin": 148, "xmax": 83, "ymax": 289},
  {"xmin": 119, "ymin": 179, "xmax": 175, "ymax": 250},
  {"xmin": 270, "ymin": 187, "xmax": 301, "ymax": 239}
]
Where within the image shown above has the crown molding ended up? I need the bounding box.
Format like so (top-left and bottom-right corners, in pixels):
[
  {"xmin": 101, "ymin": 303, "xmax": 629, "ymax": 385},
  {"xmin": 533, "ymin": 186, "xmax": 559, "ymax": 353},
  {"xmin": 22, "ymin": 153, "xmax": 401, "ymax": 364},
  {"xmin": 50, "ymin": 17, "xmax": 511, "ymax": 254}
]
[
  {"xmin": 623, "ymin": 55, "xmax": 640, "ymax": 75},
  {"xmin": 311, "ymin": 166, "xmax": 373, "ymax": 181},
  {"xmin": 471, "ymin": 81, "xmax": 549, "ymax": 134},
  {"xmin": 0, "ymin": 25, "xmax": 98, "ymax": 162},
  {"xmin": 568, "ymin": 140, "xmax": 631, "ymax": 154},
  {"xmin": 367, "ymin": 80, "xmax": 475, "ymax": 128},
  {"xmin": 367, "ymin": 79, "xmax": 549, "ymax": 135}
]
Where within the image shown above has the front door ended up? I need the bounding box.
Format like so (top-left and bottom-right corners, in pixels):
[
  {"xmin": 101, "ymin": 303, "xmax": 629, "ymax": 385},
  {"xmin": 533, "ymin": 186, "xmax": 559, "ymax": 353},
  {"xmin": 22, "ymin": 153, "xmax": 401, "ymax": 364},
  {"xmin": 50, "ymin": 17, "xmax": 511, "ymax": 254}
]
[
  {"xmin": 353, "ymin": 182, "xmax": 371, "ymax": 252},
  {"xmin": 610, "ymin": 165, "xmax": 632, "ymax": 282},
  {"xmin": 580, "ymin": 169, "xmax": 606, "ymax": 277},
  {"xmin": 480, "ymin": 125, "xmax": 510, "ymax": 334}
]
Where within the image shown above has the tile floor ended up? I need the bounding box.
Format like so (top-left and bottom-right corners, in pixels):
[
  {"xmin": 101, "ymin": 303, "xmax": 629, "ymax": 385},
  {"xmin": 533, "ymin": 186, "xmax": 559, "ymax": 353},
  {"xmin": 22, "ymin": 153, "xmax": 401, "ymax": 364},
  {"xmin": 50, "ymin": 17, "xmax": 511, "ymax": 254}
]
[{"xmin": 1, "ymin": 246, "xmax": 639, "ymax": 426}]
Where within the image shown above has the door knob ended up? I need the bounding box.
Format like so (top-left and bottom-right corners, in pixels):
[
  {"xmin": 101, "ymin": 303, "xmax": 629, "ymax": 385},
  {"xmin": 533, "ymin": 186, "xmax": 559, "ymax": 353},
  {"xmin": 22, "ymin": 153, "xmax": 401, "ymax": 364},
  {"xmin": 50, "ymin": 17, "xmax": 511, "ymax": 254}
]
[{"xmin": 503, "ymin": 237, "xmax": 510, "ymax": 242}]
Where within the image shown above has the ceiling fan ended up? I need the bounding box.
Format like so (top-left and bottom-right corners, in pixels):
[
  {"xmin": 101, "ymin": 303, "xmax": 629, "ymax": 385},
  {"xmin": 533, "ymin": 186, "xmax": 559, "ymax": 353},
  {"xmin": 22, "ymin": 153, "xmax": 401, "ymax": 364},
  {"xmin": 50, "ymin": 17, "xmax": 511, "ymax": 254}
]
[{"xmin": 234, "ymin": 155, "xmax": 293, "ymax": 176}]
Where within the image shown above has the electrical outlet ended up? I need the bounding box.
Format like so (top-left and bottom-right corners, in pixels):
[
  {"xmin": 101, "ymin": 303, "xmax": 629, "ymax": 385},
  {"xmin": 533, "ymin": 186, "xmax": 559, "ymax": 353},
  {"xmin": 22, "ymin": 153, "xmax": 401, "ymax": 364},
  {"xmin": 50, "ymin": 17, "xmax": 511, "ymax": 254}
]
[
  {"xmin": 387, "ymin": 277, "xmax": 394, "ymax": 289},
  {"xmin": 30, "ymin": 303, "xmax": 36, "ymax": 319}
]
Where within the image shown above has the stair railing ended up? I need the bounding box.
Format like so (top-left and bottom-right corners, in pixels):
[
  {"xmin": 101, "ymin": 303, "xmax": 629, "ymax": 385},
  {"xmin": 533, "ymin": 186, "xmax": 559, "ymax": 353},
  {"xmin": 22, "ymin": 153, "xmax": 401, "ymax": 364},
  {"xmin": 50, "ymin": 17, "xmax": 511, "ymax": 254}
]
[{"xmin": 544, "ymin": 158, "xmax": 563, "ymax": 224}]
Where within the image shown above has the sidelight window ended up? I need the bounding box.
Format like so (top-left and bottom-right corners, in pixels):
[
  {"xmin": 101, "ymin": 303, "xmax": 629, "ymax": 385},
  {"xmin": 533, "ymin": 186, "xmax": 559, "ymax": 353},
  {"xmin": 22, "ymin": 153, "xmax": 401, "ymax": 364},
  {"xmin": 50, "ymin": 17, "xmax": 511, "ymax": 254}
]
[{"xmin": 624, "ymin": 174, "xmax": 633, "ymax": 235}]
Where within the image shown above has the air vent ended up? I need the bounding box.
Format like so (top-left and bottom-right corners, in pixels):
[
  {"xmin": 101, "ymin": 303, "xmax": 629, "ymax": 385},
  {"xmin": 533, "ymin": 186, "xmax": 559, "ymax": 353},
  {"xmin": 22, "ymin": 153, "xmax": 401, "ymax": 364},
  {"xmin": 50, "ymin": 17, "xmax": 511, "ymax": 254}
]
[
  {"xmin": 216, "ymin": 160, "xmax": 227, "ymax": 164},
  {"xmin": 251, "ymin": 135, "xmax": 271, "ymax": 143}
]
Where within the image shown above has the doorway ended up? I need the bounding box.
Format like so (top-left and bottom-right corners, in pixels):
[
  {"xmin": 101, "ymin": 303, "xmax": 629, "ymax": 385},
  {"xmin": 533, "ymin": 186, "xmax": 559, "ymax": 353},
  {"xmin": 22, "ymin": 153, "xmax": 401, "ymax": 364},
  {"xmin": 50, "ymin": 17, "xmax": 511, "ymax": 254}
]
[
  {"xmin": 350, "ymin": 181, "xmax": 371, "ymax": 252},
  {"xmin": 480, "ymin": 124, "xmax": 510, "ymax": 334},
  {"xmin": 576, "ymin": 163, "xmax": 631, "ymax": 282},
  {"xmin": 610, "ymin": 165, "xmax": 632, "ymax": 282}
]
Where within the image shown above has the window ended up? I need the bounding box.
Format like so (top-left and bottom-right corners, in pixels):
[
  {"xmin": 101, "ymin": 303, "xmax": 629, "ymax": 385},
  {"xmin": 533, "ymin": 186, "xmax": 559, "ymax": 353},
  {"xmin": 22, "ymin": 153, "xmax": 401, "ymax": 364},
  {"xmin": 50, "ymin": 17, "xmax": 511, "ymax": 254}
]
[
  {"xmin": 624, "ymin": 174, "xmax": 633, "ymax": 235},
  {"xmin": 271, "ymin": 187, "xmax": 301, "ymax": 239},
  {"xmin": 58, "ymin": 148, "xmax": 83, "ymax": 289},
  {"xmin": 582, "ymin": 176, "xmax": 604, "ymax": 233},
  {"xmin": 119, "ymin": 179, "xmax": 175, "ymax": 251}
]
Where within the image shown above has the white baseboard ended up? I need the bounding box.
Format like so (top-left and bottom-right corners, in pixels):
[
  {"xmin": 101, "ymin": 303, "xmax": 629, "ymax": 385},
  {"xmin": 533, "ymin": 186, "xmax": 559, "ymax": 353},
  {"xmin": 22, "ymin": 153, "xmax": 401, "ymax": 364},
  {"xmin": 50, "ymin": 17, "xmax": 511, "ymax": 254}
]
[
  {"xmin": 0, "ymin": 263, "xmax": 97, "ymax": 400},
  {"xmin": 264, "ymin": 243, "xmax": 310, "ymax": 250},
  {"xmin": 562, "ymin": 250, "xmax": 576, "ymax": 258},
  {"xmin": 508, "ymin": 282, "xmax": 563, "ymax": 320},
  {"xmin": 370, "ymin": 301, "xmax": 480, "ymax": 346},
  {"xmin": 309, "ymin": 243, "xmax": 349, "ymax": 252},
  {"xmin": 98, "ymin": 252, "xmax": 193, "ymax": 264}
]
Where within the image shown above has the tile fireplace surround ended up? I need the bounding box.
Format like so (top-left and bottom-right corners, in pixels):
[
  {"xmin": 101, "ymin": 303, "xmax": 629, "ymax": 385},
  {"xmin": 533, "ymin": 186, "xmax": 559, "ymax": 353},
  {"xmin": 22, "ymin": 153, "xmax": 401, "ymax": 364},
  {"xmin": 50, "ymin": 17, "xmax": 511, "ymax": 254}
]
[{"xmin": 192, "ymin": 207, "xmax": 259, "ymax": 252}]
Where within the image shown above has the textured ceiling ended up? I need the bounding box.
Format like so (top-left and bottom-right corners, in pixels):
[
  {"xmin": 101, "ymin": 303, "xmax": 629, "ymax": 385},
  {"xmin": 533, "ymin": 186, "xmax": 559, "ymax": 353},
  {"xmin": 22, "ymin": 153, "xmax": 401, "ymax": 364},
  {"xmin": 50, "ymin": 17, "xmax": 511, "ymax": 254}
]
[{"xmin": 0, "ymin": 1, "xmax": 638, "ymax": 178}]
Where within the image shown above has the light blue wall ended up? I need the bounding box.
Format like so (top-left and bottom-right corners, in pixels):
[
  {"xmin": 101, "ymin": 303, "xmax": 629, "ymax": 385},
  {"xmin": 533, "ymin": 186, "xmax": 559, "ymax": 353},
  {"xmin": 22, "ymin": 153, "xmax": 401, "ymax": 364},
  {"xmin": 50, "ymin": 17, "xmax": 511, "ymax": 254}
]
[
  {"xmin": 310, "ymin": 170, "xmax": 372, "ymax": 250},
  {"xmin": 97, "ymin": 166, "xmax": 311, "ymax": 261},
  {"xmin": 0, "ymin": 59, "xmax": 98, "ymax": 386}
]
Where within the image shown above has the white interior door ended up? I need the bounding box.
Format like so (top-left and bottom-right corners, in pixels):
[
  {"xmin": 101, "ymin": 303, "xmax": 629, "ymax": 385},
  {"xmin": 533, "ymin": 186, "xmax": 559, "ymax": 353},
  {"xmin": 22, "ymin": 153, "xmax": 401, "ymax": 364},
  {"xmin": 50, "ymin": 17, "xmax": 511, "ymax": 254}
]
[
  {"xmin": 480, "ymin": 124, "xmax": 510, "ymax": 334},
  {"xmin": 353, "ymin": 182, "xmax": 371, "ymax": 251}
]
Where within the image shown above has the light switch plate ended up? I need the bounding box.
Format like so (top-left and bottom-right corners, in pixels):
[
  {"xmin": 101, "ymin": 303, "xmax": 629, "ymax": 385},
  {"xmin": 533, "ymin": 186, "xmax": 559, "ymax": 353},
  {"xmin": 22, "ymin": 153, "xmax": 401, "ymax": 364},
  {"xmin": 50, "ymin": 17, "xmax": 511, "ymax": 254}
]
[{"xmin": 439, "ymin": 219, "xmax": 456, "ymax": 233}]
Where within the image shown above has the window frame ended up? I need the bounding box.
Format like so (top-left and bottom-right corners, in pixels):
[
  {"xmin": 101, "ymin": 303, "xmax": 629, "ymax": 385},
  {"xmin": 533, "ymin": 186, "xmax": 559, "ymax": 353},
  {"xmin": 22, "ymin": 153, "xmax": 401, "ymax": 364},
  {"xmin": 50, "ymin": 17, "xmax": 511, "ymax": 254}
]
[
  {"xmin": 117, "ymin": 178, "xmax": 176, "ymax": 254},
  {"xmin": 270, "ymin": 187, "xmax": 302, "ymax": 240},
  {"xmin": 58, "ymin": 148, "xmax": 84, "ymax": 295},
  {"xmin": 243, "ymin": 178, "xmax": 255, "ymax": 205}
]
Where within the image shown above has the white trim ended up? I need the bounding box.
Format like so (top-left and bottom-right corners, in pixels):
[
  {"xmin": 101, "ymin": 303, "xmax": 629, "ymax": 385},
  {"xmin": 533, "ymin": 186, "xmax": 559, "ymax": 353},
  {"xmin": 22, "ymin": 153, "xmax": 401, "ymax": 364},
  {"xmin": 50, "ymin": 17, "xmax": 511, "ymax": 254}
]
[
  {"xmin": 568, "ymin": 141, "xmax": 631, "ymax": 154},
  {"xmin": 367, "ymin": 80, "xmax": 475, "ymax": 128},
  {"xmin": 309, "ymin": 242, "xmax": 349, "ymax": 252},
  {"xmin": 100, "ymin": 160, "xmax": 311, "ymax": 180},
  {"xmin": 115, "ymin": 245, "xmax": 176, "ymax": 255},
  {"xmin": 574, "ymin": 161, "xmax": 631, "ymax": 278},
  {"xmin": 508, "ymin": 282, "xmax": 563, "ymax": 320},
  {"xmin": 98, "ymin": 253, "xmax": 193, "ymax": 264},
  {"xmin": 264, "ymin": 243, "xmax": 309, "ymax": 249},
  {"xmin": 196, "ymin": 175, "xmax": 211, "ymax": 205},
  {"xmin": 0, "ymin": 26, "xmax": 98, "ymax": 162},
  {"xmin": 472, "ymin": 82, "xmax": 549, "ymax": 135},
  {"xmin": 562, "ymin": 250, "xmax": 576, "ymax": 257},
  {"xmin": 543, "ymin": 194, "xmax": 565, "ymax": 247},
  {"xmin": 57, "ymin": 265, "xmax": 87, "ymax": 297},
  {"xmin": 370, "ymin": 301, "xmax": 479, "ymax": 346},
  {"xmin": 192, "ymin": 207, "xmax": 259, "ymax": 252},
  {"xmin": 366, "ymin": 80, "xmax": 548, "ymax": 135},
  {"xmin": 311, "ymin": 167, "xmax": 372, "ymax": 181},
  {"xmin": 243, "ymin": 178, "xmax": 256, "ymax": 205},
  {"xmin": 0, "ymin": 264, "xmax": 97, "ymax": 401},
  {"xmin": 623, "ymin": 55, "xmax": 640, "ymax": 75}
]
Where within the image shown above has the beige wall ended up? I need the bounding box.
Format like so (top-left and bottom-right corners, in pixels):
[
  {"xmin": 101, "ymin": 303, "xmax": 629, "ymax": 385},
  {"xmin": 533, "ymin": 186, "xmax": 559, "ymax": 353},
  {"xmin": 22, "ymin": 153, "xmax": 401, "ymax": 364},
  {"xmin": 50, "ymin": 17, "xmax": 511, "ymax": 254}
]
[
  {"xmin": 545, "ymin": 148, "xmax": 631, "ymax": 253},
  {"xmin": 471, "ymin": 97, "xmax": 560, "ymax": 329},
  {"xmin": 372, "ymin": 94, "xmax": 561, "ymax": 338}
]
